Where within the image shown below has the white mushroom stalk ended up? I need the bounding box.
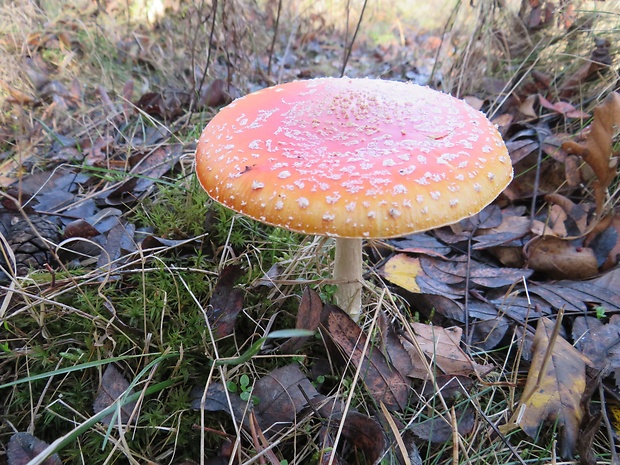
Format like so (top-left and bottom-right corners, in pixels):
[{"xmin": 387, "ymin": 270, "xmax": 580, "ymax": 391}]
[
  {"xmin": 195, "ymin": 77, "xmax": 513, "ymax": 321},
  {"xmin": 334, "ymin": 237, "xmax": 363, "ymax": 319}
]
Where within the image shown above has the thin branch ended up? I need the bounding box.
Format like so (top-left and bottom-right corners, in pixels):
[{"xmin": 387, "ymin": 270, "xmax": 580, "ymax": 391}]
[
  {"xmin": 340, "ymin": 0, "xmax": 368, "ymax": 77},
  {"xmin": 266, "ymin": 0, "xmax": 283, "ymax": 78}
]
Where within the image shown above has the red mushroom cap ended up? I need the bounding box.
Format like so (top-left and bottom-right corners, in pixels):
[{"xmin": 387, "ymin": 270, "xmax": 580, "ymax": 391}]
[{"xmin": 195, "ymin": 77, "xmax": 512, "ymax": 238}]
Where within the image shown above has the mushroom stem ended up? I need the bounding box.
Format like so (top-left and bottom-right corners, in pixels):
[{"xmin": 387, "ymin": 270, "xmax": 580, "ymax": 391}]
[{"xmin": 333, "ymin": 237, "xmax": 363, "ymax": 320}]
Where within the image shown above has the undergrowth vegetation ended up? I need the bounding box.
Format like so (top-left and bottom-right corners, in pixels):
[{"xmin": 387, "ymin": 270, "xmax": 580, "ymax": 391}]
[{"xmin": 1, "ymin": 0, "xmax": 619, "ymax": 464}]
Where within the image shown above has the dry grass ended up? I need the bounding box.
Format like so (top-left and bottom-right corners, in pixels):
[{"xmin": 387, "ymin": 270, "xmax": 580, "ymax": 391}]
[{"xmin": 1, "ymin": 1, "xmax": 619, "ymax": 464}]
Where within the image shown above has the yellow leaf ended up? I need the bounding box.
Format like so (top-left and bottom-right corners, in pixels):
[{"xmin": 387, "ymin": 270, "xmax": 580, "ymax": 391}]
[
  {"xmin": 501, "ymin": 317, "xmax": 588, "ymax": 458},
  {"xmin": 380, "ymin": 254, "xmax": 422, "ymax": 293},
  {"xmin": 608, "ymin": 403, "xmax": 620, "ymax": 437}
]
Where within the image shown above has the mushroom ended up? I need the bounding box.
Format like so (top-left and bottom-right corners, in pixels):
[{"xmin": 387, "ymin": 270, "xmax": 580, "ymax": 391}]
[{"xmin": 195, "ymin": 77, "xmax": 513, "ymax": 320}]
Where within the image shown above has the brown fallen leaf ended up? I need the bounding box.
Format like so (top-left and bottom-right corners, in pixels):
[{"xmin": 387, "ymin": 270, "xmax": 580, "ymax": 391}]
[
  {"xmin": 196, "ymin": 78, "xmax": 231, "ymax": 109},
  {"xmin": 524, "ymin": 0, "xmax": 554, "ymax": 30},
  {"xmin": 253, "ymin": 364, "xmax": 321, "ymax": 434},
  {"xmin": 529, "ymin": 279, "xmax": 620, "ymax": 313},
  {"xmin": 572, "ymin": 315, "xmax": 620, "ymax": 386},
  {"xmin": 385, "ymin": 232, "xmax": 451, "ymax": 257},
  {"xmin": 7, "ymin": 432, "xmax": 61, "ymax": 465},
  {"xmin": 96, "ymin": 219, "xmax": 137, "ymax": 275},
  {"xmin": 190, "ymin": 382, "xmax": 249, "ymax": 428},
  {"xmin": 526, "ymin": 235, "xmax": 599, "ymax": 280},
  {"xmin": 321, "ymin": 304, "xmax": 410, "ymax": 411},
  {"xmin": 206, "ymin": 264, "xmax": 245, "ymax": 339},
  {"xmin": 106, "ymin": 145, "xmax": 183, "ymax": 206},
  {"xmin": 585, "ymin": 212, "xmax": 620, "ymax": 270},
  {"xmin": 517, "ymin": 94, "xmax": 538, "ymax": 118},
  {"xmin": 135, "ymin": 89, "xmax": 189, "ymax": 120},
  {"xmin": 402, "ymin": 323, "xmax": 493, "ymax": 378},
  {"xmin": 559, "ymin": 38, "xmax": 612, "ymax": 98},
  {"xmin": 461, "ymin": 204, "xmax": 504, "ymax": 231},
  {"xmin": 410, "ymin": 376, "xmax": 476, "ymax": 442},
  {"xmin": 421, "ymin": 256, "xmax": 532, "ymax": 289},
  {"xmin": 470, "ymin": 316, "xmax": 511, "ymax": 351},
  {"xmin": 93, "ymin": 365, "xmax": 138, "ymax": 426},
  {"xmin": 544, "ymin": 193, "xmax": 590, "ymax": 236},
  {"xmin": 381, "ymin": 319, "xmax": 421, "ymax": 381},
  {"xmin": 538, "ymin": 95, "xmax": 590, "ymax": 119},
  {"xmin": 562, "ymin": 92, "xmax": 620, "ymax": 219},
  {"xmin": 503, "ymin": 151, "xmax": 568, "ymax": 203},
  {"xmin": 475, "ymin": 208, "xmax": 531, "ymax": 267},
  {"xmin": 63, "ymin": 219, "xmax": 101, "ymax": 239},
  {"xmin": 193, "ymin": 364, "xmax": 388, "ymax": 465},
  {"xmin": 0, "ymin": 80, "xmax": 35, "ymax": 105},
  {"xmin": 315, "ymin": 403, "xmax": 388, "ymax": 465},
  {"xmin": 280, "ymin": 286, "xmax": 323, "ymax": 353},
  {"xmin": 577, "ymin": 373, "xmax": 604, "ymax": 465},
  {"xmin": 501, "ymin": 317, "xmax": 590, "ymax": 458}
]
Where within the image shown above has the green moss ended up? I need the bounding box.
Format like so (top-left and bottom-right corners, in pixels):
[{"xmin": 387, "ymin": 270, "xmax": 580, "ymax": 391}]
[{"xmin": 133, "ymin": 176, "xmax": 212, "ymax": 239}]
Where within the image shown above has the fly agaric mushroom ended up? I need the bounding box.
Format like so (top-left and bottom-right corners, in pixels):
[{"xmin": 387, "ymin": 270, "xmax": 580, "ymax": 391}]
[{"xmin": 195, "ymin": 77, "xmax": 512, "ymax": 320}]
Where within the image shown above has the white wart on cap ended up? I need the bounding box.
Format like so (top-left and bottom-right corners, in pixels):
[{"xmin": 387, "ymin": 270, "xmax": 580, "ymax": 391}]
[{"xmin": 195, "ymin": 77, "xmax": 513, "ymax": 239}]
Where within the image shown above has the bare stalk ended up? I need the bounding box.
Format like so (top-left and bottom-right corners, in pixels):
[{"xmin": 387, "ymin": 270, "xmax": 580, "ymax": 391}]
[
  {"xmin": 333, "ymin": 237, "xmax": 363, "ymax": 320},
  {"xmin": 266, "ymin": 0, "xmax": 282, "ymax": 77},
  {"xmin": 339, "ymin": 0, "xmax": 368, "ymax": 77}
]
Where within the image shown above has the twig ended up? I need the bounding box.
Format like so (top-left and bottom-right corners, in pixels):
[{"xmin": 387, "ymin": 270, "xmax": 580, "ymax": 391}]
[
  {"xmin": 475, "ymin": 405, "xmax": 528, "ymax": 465},
  {"xmin": 266, "ymin": 0, "xmax": 282, "ymax": 78},
  {"xmin": 339, "ymin": 0, "xmax": 368, "ymax": 77},
  {"xmin": 187, "ymin": 0, "xmax": 218, "ymax": 120},
  {"xmin": 529, "ymin": 126, "xmax": 545, "ymax": 228},
  {"xmin": 599, "ymin": 383, "xmax": 620, "ymax": 465}
]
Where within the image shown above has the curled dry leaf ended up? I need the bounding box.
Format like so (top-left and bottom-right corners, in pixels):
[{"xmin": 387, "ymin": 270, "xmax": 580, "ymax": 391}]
[
  {"xmin": 317, "ymin": 408, "xmax": 388, "ymax": 465},
  {"xmin": 63, "ymin": 219, "xmax": 101, "ymax": 239},
  {"xmin": 587, "ymin": 212, "xmax": 620, "ymax": 270},
  {"xmin": 562, "ymin": 92, "xmax": 620, "ymax": 218},
  {"xmin": 544, "ymin": 193, "xmax": 590, "ymax": 236},
  {"xmin": 518, "ymin": 94, "xmax": 538, "ymax": 118},
  {"xmin": 524, "ymin": 0, "xmax": 554, "ymax": 30},
  {"xmin": 135, "ymin": 89, "xmax": 189, "ymax": 120}
]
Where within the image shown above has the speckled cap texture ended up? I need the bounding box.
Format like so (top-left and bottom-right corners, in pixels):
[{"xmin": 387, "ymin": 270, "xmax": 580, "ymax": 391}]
[{"xmin": 195, "ymin": 77, "xmax": 513, "ymax": 238}]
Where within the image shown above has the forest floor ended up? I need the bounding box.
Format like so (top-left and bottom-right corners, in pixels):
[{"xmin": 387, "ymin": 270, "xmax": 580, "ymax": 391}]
[{"xmin": 1, "ymin": 1, "xmax": 620, "ymax": 464}]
